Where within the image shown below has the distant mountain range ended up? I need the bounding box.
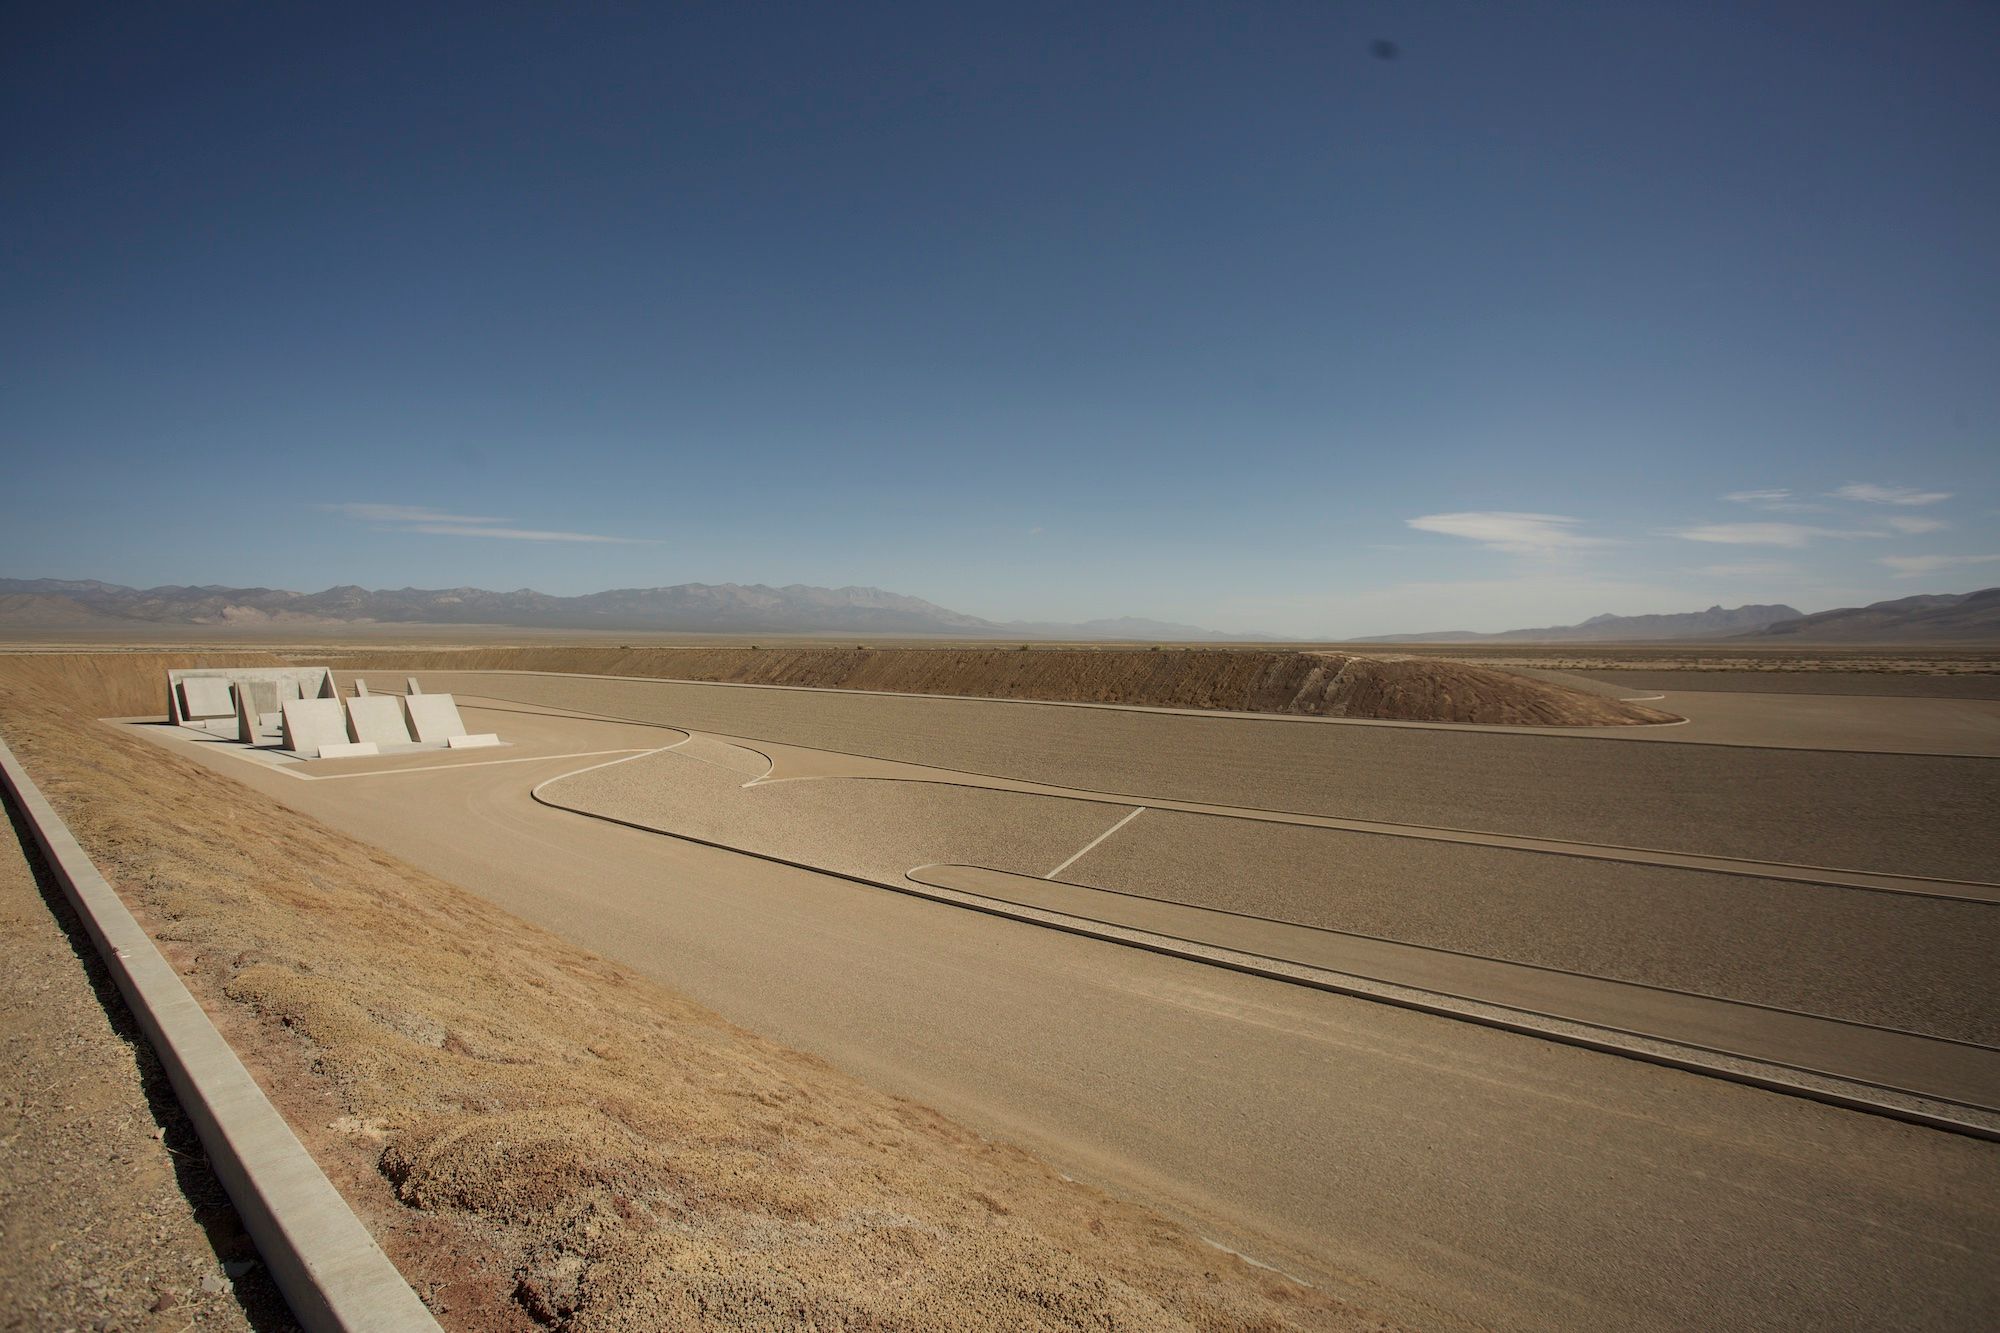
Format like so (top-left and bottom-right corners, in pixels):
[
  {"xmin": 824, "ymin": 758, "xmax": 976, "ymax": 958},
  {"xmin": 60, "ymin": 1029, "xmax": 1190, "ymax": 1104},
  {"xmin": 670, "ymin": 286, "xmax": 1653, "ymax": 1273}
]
[
  {"xmin": 6, "ymin": 578, "xmax": 1995, "ymax": 643},
  {"xmin": 1363, "ymin": 589, "xmax": 2000, "ymax": 643},
  {"xmin": 0, "ymin": 578, "xmax": 1273, "ymax": 641},
  {"xmin": 1355, "ymin": 603, "xmax": 1804, "ymax": 643},
  {"xmin": 1740, "ymin": 587, "xmax": 2000, "ymax": 641}
]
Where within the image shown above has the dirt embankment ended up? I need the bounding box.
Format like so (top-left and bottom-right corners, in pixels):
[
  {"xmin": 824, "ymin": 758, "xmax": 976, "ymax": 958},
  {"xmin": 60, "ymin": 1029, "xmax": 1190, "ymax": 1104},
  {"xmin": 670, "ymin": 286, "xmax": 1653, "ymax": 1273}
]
[
  {"xmin": 327, "ymin": 645, "xmax": 1677, "ymax": 727},
  {"xmin": 0, "ymin": 652, "xmax": 1401, "ymax": 1332}
]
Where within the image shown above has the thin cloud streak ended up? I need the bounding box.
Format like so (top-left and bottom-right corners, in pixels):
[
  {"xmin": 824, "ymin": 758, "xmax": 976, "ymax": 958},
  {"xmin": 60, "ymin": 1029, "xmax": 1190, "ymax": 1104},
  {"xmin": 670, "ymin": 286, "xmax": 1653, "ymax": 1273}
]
[
  {"xmin": 1694, "ymin": 560, "xmax": 1798, "ymax": 578},
  {"xmin": 324, "ymin": 501, "xmax": 653, "ymax": 543},
  {"xmin": 1830, "ymin": 483, "xmax": 1952, "ymax": 505},
  {"xmin": 402, "ymin": 524, "xmax": 655, "ymax": 544},
  {"xmin": 319, "ymin": 503, "xmax": 506, "ymax": 524},
  {"xmin": 1880, "ymin": 553, "xmax": 2000, "ymax": 577},
  {"xmin": 1405, "ymin": 511, "xmax": 1612, "ymax": 554},
  {"xmin": 1669, "ymin": 522, "xmax": 1891, "ymax": 547}
]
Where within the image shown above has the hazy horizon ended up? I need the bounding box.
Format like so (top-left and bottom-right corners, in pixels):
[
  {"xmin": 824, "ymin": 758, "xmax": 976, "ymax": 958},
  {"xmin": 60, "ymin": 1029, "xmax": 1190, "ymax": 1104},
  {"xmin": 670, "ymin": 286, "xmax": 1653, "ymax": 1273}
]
[{"xmin": 5, "ymin": 2, "xmax": 1996, "ymax": 637}]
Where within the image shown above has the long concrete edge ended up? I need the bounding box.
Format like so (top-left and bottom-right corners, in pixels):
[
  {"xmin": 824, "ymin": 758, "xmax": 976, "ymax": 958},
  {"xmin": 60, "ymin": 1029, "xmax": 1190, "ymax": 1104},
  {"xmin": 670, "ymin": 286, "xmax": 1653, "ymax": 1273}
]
[
  {"xmin": 527, "ymin": 769, "xmax": 2000, "ymax": 1144},
  {"xmin": 0, "ymin": 732, "xmax": 442, "ymax": 1333}
]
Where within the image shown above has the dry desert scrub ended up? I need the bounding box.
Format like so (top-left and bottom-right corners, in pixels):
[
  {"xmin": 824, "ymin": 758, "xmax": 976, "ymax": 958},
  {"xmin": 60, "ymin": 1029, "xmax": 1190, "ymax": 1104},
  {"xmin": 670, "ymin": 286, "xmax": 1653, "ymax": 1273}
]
[{"xmin": 0, "ymin": 653, "xmax": 1403, "ymax": 1332}]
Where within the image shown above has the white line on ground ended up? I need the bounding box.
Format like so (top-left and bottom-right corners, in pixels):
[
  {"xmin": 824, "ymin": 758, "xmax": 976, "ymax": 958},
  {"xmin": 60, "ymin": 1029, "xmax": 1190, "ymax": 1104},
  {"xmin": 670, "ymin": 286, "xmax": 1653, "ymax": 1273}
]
[
  {"xmin": 283, "ymin": 748, "xmax": 656, "ymax": 782},
  {"xmin": 1047, "ymin": 806, "xmax": 1145, "ymax": 879},
  {"xmin": 527, "ymin": 741, "xmax": 689, "ymax": 803}
]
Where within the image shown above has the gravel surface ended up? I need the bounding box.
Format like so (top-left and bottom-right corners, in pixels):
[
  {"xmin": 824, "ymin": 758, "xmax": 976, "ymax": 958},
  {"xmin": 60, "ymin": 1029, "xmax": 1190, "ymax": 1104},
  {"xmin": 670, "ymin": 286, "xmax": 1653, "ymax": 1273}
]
[
  {"xmin": 545, "ymin": 748, "xmax": 2000, "ymax": 1044},
  {"xmin": 393, "ymin": 671, "xmax": 2000, "ymax": 881},
  {"xmin": 0, "ymin": 802, "xmax": 296, "ymax": 1332},
  {"xmin": 553, "ymin": 745, "xmax": 1117, "ymax": 885},
  {"xmin": 1063, "ymin": 812, "xmax": 2000, "ymax": 1045},
  {"xmin": 1580, "ymin": 670, "xmax": 2000, "ymax": 698}
]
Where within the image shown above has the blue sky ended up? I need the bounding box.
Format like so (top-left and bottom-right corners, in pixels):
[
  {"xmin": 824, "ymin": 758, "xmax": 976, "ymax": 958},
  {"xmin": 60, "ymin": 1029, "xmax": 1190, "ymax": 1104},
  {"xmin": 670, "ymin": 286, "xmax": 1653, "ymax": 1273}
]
[{"xmin": 3, "ymin": 1, "xmax": 1995, "ymax": 636}]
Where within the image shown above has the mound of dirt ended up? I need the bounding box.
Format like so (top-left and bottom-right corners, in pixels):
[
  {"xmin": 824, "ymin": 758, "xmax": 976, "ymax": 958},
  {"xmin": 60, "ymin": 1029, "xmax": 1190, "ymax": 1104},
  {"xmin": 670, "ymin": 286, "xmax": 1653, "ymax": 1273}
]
[
  {"xmin": 326, "ymin": 646, "xmax": 1678, "ymax": 726},
  {"xmin": 0, "ymin": 653, "xmax": 1402, "ymax": 1330}
]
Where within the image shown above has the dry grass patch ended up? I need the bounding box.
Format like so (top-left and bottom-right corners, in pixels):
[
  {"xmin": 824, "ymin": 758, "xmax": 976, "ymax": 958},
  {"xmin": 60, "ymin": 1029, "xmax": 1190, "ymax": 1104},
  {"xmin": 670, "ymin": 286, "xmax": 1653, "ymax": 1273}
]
[{"xmin": 0, "ymin": 653, "xmax": 1402, "ymax": 1331}]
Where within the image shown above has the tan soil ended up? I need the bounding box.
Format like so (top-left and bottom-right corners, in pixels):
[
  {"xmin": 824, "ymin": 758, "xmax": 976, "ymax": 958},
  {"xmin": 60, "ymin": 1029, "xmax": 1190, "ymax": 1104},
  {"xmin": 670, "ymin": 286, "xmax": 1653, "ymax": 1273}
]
[
  {"xmin": 0, "ymin": 788, "xmax": 296, "ymax": 1330},
  {"xmin": 320, "ymin": 646, "xmax": 1676, "ymax": 727},
  {"xmin": 0, "ymin": 652, "xmax": 1404, "ymax": 1332}
]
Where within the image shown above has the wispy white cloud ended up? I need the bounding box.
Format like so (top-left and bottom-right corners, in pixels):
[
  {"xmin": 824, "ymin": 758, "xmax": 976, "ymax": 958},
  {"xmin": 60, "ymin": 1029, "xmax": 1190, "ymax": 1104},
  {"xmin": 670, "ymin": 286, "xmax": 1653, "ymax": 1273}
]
[
  {"xmin": 1717, "ymin": 488, "xmax": 1827, "ymax": 513},
  {"xmin": 1880, "ymin": 553, "xmax": 2000, "ymax": 578},
  {"xmin": 1668, "ymin": 522, "xmax": 1888, "ymax": 548},
  {"xmin": 1694, "ymin": 560, "xmax": 1797, "ymax": 578},
  {"xmin": 1883, "ymin": 515, "xmax": 1948, "ymax": 535},
  {"xmin": 1405, "ymin": 511, "xmax": 1612, "ymax": 554},
  {"xmin": 319, "ymin": 503, "xmax": 505, "ymax": 524},
  {"xmin": 1830, "ymin": 482, "xmax": 1952, "ymax": 506},
  {"xmin": 323, "ymin": 502, "xmax": 652, "ymax": 543},
  {"xmin": 403, "ymin": 523, "xmax": 653, "ymax": 544}
]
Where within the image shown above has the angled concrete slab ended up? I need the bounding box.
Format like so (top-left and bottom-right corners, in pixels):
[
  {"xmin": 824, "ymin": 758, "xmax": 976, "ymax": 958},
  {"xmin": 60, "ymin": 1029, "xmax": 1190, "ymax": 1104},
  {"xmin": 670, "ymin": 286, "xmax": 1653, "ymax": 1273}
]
[
  {"xmin": 178, "ymin": 677, "xmax": 236, "ymax": 720},
  {"xmin": 280, "ymin": 699, "xmax": 349, "ymax": 758},
  {"xmin": 402, "ymin": 693, "xmax": 467, "ymax": 744},
  {"xmin": 406, "ymin": 677, "xmax": 423, "ymax": 695},
  {"xmin": 446, "ymin": 733, "xmax": 503, "ymax": 749},
  {"xmin": 235, "ymin": 685, "xmax": 260, "ymax": 746},
  {"xmin": 345, "ymin": 696, "xmax": 411, "ymax": 747},
  {"xmin": 317, "ymin": 740, "xmax": 381, "ymax": 760}
]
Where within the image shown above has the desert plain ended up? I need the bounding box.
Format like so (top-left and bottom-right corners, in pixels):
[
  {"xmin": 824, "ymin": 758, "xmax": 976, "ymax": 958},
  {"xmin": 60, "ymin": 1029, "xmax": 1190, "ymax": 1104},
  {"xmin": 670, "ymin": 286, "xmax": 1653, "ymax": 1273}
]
[{"xmin": 3, "ymin": 639, "xmax": 1997, "ymax": 1331}]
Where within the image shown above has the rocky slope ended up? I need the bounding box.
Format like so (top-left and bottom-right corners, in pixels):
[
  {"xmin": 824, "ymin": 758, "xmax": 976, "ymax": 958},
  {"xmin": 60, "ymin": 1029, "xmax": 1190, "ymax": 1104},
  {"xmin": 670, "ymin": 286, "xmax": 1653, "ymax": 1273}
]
[
  {"xmin": 1749, "ymin": 587, "xmax": 2000, "ymax": 641},
  {"xmin": 1358, "ymin": 603, "xmax": 1804, "ymax": 643}
]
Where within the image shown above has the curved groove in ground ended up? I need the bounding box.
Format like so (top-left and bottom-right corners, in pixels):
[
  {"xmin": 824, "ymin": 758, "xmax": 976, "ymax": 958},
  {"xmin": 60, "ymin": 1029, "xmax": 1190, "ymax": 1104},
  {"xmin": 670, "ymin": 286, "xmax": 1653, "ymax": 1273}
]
[{"xmin": 497, "ymin": 699, "xmax": 1998, "ymax": 903}]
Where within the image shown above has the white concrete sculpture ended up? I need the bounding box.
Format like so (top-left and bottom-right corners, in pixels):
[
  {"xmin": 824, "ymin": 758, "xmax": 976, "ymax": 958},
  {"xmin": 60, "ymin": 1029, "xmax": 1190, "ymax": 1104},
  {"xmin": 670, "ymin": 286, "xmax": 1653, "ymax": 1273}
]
[
  {"xmin": 446, "ymin": 733, "xmax": 502, "ymax": 749},
  {"xmin": 316, "ymin": 740, "xmax": 380, "ymax": 760},
  {"xmin": 168, "ymin": 667, "xmax": 336, "ymax": 725},
  {"xmin": 243, "ymin": 680, "xmax": 280, "ymax": 716},
  {"xmin": 354, "ymin": 679, "xmax": 370, "ymax": 697},
  {"xmin": 402, "ymin": 693, "xmax": 467, "ymax": 744},
  {"xmin": 345, "ymin": 696, "xmax": 412, "ymax": 746},
  {"xmin": 281, "ymin": 699, "xmax": 349, "ymax": 757},
  {"xmin": 406, "ymin": 677, "xmax": 423, "ymax": 695},
  {"xmin": 178, "ymin": 677, "xmax": 236, "ymax": 720},
  {"xmin": 235, "ymin": 685, "xmax": 260, "ymax": 745}
]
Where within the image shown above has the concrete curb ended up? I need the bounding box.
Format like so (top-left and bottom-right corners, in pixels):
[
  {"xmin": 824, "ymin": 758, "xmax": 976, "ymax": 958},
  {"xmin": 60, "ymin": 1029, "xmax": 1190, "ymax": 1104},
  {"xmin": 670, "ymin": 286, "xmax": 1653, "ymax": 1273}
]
[{"xmin": 0, "ymin": 733, "xmax": 441, "ymax": 1333}]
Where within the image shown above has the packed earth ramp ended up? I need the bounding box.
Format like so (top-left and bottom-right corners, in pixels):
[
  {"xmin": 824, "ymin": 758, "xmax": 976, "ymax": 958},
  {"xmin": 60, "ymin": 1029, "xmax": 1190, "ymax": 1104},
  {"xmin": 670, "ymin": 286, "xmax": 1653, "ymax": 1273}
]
[{"xmin": 324, "ymin": 645, "xmax": 1680, "ymax": 726}]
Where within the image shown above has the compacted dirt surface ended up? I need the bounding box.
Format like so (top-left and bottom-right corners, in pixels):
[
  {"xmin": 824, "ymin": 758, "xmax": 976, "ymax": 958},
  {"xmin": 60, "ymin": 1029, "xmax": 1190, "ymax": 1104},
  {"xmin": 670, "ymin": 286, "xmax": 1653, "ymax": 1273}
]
[
  {"xmin": 0, "ymin": 797, "xmax": 295, "ymax": 1330},
  {"xmin": 328, "ymin": 645, "xmax": 1677, "ymax": 727},
  {"xmin": 0, "ymin": 651, "xmax": 1403, "ymax": 1330}
]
